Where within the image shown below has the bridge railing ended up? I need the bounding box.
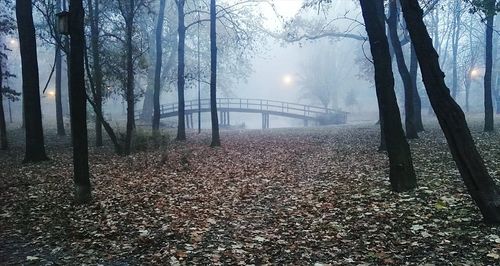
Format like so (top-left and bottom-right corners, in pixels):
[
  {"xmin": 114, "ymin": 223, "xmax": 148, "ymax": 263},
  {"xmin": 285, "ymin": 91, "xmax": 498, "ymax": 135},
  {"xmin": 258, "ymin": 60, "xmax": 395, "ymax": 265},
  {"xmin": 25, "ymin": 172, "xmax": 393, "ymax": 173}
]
[{"xmin": 136, "ymin": 98, "xmax": 347, "ymax": 120}]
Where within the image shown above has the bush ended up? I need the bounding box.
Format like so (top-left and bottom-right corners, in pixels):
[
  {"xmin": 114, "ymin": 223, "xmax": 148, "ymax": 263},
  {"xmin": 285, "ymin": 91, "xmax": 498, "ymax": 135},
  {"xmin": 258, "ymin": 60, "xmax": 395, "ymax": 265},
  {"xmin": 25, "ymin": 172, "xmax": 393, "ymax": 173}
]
[{"xmin": 131, "ymin": 128, "xmax": 170, "ymax": 152}]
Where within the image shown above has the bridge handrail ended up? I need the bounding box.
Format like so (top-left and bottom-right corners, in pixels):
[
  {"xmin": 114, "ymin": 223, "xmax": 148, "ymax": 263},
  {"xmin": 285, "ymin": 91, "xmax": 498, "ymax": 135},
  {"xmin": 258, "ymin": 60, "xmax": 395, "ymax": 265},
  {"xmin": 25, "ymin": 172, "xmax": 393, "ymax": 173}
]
[{"xmin": 136, "ymin": 98, "xmax": 347, "ymax": 119}]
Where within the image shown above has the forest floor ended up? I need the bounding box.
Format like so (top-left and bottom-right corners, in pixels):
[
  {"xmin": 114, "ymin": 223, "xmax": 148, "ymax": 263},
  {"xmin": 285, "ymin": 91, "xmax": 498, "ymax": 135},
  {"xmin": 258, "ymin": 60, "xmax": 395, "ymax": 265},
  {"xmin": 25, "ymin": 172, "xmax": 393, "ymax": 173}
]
[{"xmin": 1, "ymin": 121, "xmax": 500, "ymax": 265}]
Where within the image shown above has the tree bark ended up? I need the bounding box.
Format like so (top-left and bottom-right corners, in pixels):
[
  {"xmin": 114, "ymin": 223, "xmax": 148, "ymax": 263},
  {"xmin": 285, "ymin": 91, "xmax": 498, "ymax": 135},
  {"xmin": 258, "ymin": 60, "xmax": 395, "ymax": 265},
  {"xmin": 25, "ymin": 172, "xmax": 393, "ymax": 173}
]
[
  {"xmin": 88, "ymin": 0, "xmax": 103, "ymax": 146},
  {"xmin": 210, "ymin": 0, "xmax": 220, "ymax": 147},
  {"xmin": 16, "ymin": 0, "xmax": 49, "ymax": 163},
  {"xmin": 69, "ymin": 0, "xmax": 91, "ymax": 203},
  {"xmin": 387, "ymin": 0, "xmax": 418, "ymax": 139},
  {"xmin": 153, "ymin": 0, "xmax": 166, "ymax": 132},
  {"xmin": 410, "ymin": 44, "xmax": 424, "ymax": 131},
  {"xmin": 484, "ymin": 1, "xmax": 494, "ymax": 132},
  {"xmin": 55, "ymin": 0, "xmax": 66, "ymax": 136},
  {"xmin": 360, "ymin": 0, "xmax": 417, "ymax": 192},
  {"xmin": 176, "ymin": 0, "xmax": 186, "ymax": 141},
  {"xmin": 401, "ymin": 0, "xmax": 500, "ymax": 223}
]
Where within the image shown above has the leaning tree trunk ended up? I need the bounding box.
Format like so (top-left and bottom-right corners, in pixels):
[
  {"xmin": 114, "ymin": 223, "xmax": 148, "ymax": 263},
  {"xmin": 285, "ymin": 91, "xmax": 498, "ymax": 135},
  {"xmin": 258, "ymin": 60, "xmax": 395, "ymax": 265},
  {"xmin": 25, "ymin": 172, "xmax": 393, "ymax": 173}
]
[
  {"xmin": 401, "ymin": 0, "xmax": 500, "ymax": 223},
  {"xmin": 360, "ymin": 0, "xmax": 417, "ymax": 192},
  {"xmin": 176, "ymin": 0, "xmax": 186, "ymax": 141},
  {"xmin": 69, "ymin": 0, "xmax": 91, "ymax": 203},
  {"xmin": 484, "ymin": 2, "xmax": 495, "ymax": 132},
  {"xmin": 410, "ymin": 44, "xmax": 424, "ymax": 131},
  {"xmin": 0, "ymin": 57, "xmax": 7, "ymax": 150},
  {"xmin": 210, "ymin": 0, "xmax": 220, "ymax": 147},
  {"xmin": 16, "ymin": 0, "xmax": 49, "ymax": 163},
  {"xmin": 153, "ymin": 0, "xmax": 166, "ymax": 132},
  {"xmin": 88, "ymin": 0, "xmax": 103, "ymax": 146},
  {"xmin": 387, "ymin": 0, "xmax": 418, "ymax": 139}
]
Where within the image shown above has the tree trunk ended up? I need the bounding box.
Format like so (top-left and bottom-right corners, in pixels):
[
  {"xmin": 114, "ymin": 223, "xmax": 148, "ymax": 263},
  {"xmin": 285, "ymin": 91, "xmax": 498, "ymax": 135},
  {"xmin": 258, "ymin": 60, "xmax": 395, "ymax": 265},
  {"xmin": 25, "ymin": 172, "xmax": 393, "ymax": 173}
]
[
  {"xmin": 153, "ymin": 0, "xmax": 166, "ymax": 132},
  {"xmin": 176, "ymin": 0, "xmax": 186, "ymax": 141},
  {"xmin": 387, "ymin": 0, "xmax": 418, "ymax": 139},
  {"xmin": 360, "ymin": 0, "xmax": 417, "ymax": 192},
  {"xmin": 484, "ymin": 2, "xmax": 494, "ymax": 132},
  {"xmin": 401, "ymin": 0, "xmax": 500, "ymax": 223},
  {"xmin": 410, "ymin": 44, "xmax": 424, "ymax": 131},
  {"xmin": 69, "ymin": 0, "xmax": 91, "ymax": 203},
  {"xmin": 55, "ymin": 0, "xmax": 66, "ymax": 136},
  {"xmin": 16, "ymin": 0, "xmax": 49, "ymax": 163},
  {"xmin": 83, "ymin": 34, "xmax": 124, "ymax": 155},
  {"xmin": 124, "ymin": 4, "xmax": 135, "ymax": 155},
  {"xmin": 210, "ymin": 0, "xmax": 220, "ymax": 147},
  {"xmin": 0, "ymin": 57, "xmax": 7, "ymax": 150},
  {"xmin": 451, "ymin": 0, "xmax": 461, "ymax": 99},
  {"xmin": 88, "ymin": 0, "xmax": 103, "ymax": 146}
]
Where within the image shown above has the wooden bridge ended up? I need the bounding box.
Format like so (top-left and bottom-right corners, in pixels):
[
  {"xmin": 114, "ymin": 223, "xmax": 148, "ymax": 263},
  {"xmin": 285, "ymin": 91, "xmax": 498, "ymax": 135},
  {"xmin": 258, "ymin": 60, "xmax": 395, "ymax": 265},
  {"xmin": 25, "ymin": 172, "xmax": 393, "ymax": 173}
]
[{"xmin": 137, "ymin": 98, "xmax": 347, "ymax": 129}]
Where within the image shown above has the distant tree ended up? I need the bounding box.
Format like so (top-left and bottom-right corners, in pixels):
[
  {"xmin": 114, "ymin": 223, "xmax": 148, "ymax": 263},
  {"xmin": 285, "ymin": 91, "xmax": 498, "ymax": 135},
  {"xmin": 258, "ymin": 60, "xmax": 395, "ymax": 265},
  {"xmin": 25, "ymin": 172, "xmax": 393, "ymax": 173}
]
[
  {"xmin": 409, "ymin": 44, "xmax": 424, "ymax": 132},
  {"xmin": 401, "ymin": 0, "xmax": 500, "ymax": 223},
  {"xmin": 69, "ymin": 0, "xmax": 91, "ymax": 203},
  {"xmin": 387, "ymin": 0, "xmax": 418, "ymax": 139},
  {"xmin": 87, "ymin": 0, "xmax": 103, "ymax": 145},
  {"xmin": 32, "ymin": 0, "xmax": 67, "ymax": 136},
  {"xmin": 152, "ymin": 0, "xmax": 166, "ymax": 132},
  {"xmin": 16, "ymin": 0, "xmax": 49, "ymax": 163},
  {"xmin": 115, "ymin": 0, "xmax": 149, "ymax": 154},
  {"xmin": 0, "ymin": 0, "xmax": 17, "ymax": 150},
  {"xmin": 210, "ymin": 0, "xmax": 220, "ymax": 147},
  {"xmin": 360, "ymin": 0, "xmax": 417, "ymax": 192}
]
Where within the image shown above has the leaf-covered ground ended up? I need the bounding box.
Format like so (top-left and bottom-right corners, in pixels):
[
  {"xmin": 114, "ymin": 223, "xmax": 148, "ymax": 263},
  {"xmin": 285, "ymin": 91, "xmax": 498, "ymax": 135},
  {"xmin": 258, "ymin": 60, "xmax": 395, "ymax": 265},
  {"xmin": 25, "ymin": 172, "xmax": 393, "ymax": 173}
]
[{"xmin": 1, "ymin": 122, "xmax": 500, "ymax": 265}]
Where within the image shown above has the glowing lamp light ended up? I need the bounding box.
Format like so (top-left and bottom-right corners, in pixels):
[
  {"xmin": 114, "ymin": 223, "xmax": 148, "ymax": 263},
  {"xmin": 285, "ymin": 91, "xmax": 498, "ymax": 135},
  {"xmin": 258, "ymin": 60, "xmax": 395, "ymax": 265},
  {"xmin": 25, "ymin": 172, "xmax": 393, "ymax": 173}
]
[
  {"xmin": 470, "ymin": 68, "xmax": 480, "ymax": 78},
  {"xmin": 282, "ymin": 74, "xmax": 293, "ymax": 86},
  {"xmin": 47, "ymin": 90, "xmax": 56, "ymax": 97}
]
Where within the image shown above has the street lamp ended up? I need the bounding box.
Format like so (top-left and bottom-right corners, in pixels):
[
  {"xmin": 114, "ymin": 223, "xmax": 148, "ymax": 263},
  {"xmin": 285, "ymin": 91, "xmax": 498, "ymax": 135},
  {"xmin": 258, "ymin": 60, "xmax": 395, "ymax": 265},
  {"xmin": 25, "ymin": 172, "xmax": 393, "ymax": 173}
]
[
  {"xmin": 282, "ymin": 74, "xmax": 293, "ymax": 86},
  {"xmin": 470, "ymin": 68, "xmax": 480, "ymax": 79},
  {"xmin": 56, "ymin": 11, "xmax": 70, "ymax": 35}
]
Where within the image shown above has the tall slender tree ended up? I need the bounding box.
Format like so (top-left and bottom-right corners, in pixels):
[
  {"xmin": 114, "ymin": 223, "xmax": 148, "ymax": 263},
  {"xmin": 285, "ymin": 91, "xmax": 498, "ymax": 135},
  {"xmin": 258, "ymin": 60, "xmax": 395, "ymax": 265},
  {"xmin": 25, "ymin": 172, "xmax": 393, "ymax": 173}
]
[
  {"xmin": 16, "ymin": 0, "xmax": 49, "ymax": 163},
  {"xmin": 175, "ymin": 0, "xmax": 186, "ymax": 141},
  {"xmin": 484, "ymin": 0, "xmax": 495, "ymax": 132},
  {"xmin": 54, "ymin": 0, "xmax": 66, "ymax": 136},
  {"xmin": 387, "ymin": 0, "xmax": 418, "ymax": 139},
  {"xmin": 401, "ymin": 0, "xmax": 500, "ymax": 223},
  {"xmin": 69, "ymin": 0, "xmax": 91, "ymax": 203},
  {"xmin": 209, "ymin": 0, "xmax": 220, "ymax": 147},
  {"xmin": 409, "ymin": 44, "xmax": 424, "ymax": 132},
  {"xmin": 360, "ymin": 0, "xmax": 416, "ymax": 192},
  {"xmin": 88, "ymin": 0, "xmax": 102, "ymax": 146},
  {"xmin": 153, "ymin": 0, "xmax": 166, "ymax": 132}
]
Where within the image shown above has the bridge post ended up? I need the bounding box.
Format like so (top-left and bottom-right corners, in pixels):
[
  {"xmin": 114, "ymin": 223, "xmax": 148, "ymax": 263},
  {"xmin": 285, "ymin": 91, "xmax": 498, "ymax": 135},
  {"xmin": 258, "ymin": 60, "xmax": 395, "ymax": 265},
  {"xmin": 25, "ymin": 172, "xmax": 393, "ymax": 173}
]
[
  {"xmin": 226, "ymin": 112, "xmax": 230, "ymax": 126},
  {"xmin": 262, "ymin": 113, "xmax": 269, "ymax": 129}
]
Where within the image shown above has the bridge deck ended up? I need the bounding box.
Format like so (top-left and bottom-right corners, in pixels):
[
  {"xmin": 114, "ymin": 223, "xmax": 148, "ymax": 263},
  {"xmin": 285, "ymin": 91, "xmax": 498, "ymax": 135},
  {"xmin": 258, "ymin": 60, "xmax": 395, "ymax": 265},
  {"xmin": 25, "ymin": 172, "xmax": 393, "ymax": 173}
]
[{"xmin": 137, "ymin": 98, "xmax": 347, "ymax": 122}]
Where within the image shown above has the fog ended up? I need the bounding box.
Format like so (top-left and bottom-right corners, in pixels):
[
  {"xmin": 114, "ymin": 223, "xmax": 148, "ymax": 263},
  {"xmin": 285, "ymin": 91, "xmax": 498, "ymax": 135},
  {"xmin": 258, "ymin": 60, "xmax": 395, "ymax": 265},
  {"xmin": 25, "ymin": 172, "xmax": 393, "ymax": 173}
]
[{"xmin": 1, "ymin": 0, "xmax": 493, "ymax": 131}]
